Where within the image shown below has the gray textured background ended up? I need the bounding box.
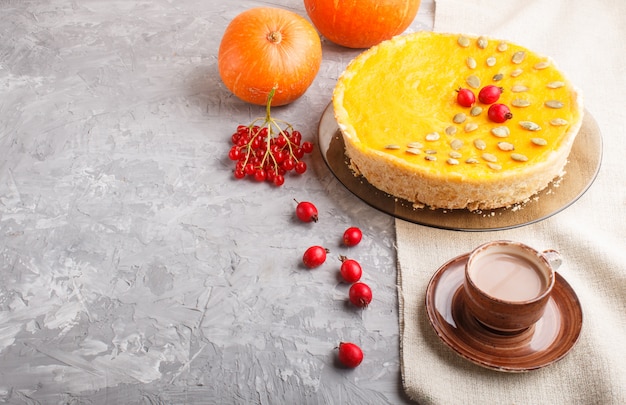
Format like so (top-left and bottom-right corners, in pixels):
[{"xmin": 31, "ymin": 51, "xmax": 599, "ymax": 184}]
[{"xmin": 0, "ymin": 0, "xmax": 434, "ymax": 403}]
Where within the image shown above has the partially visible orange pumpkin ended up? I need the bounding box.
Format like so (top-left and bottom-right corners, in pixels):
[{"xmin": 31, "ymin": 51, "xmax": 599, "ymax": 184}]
[
  {"xmin": 218, "ymin": 7, "xmax": 322, "ymax": 106},
  {"xmin": 303, "ymin": 0, "xmax": 421, "ymax": 49}
]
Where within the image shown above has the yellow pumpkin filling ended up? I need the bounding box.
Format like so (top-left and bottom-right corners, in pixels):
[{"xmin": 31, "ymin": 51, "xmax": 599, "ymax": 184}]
[{"xmin": 333, "ymin": 32, "xmax": 583, "ymax": 210}]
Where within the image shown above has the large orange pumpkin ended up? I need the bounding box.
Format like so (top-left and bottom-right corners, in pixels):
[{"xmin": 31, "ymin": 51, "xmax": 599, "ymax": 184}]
[
  {"xmin": 218, "ymin": 7, "xmax": 322, "ymax": 106},
  {"xmin": 303, "ymin": 0, "xmax": 421, "ymax": 49}
]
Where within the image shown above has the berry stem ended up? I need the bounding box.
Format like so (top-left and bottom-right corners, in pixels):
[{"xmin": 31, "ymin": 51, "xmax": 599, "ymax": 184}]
[{"xmin": 265, "ymin": 87, "xmax": 275, "ymax": 121}]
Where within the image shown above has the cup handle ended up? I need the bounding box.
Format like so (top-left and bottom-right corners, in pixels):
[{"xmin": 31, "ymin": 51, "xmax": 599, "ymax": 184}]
[{"xmin": 542, "ymin": 249, "xmax": 562, "ymax": 270}]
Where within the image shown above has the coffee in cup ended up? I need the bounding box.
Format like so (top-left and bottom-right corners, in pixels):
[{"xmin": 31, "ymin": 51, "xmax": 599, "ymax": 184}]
[{"xmin": 463, "ymin": 240, "xmax": 560, "ymax": 334}]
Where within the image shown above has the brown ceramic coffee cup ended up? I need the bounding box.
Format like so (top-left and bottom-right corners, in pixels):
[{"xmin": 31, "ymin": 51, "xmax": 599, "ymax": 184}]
[{"xmin": 463, "ymin": 240, "xmax": 560, "ymax": 334}]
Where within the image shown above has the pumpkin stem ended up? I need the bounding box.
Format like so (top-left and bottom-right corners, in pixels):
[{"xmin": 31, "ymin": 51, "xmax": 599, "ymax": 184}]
[{"xmin": 267, "ymin": 31, "xmax": 282, "ymax": 44}]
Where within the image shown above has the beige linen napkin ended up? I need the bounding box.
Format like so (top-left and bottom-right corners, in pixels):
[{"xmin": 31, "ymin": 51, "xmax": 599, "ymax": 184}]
[{"xmin": 398, "ymin": 1, "xmax": 626, "ymax": 404}]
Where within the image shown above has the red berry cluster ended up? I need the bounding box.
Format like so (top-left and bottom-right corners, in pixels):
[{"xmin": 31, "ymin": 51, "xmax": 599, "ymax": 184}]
[
  {"xmin": 229, "ymin": 124, "xmax": 313, "ymax": 185},
  {"xmin": 295, "ymin": 201, "xmax": 369, "ymax": 368},
  {"xmin": 228, "ymin": 89, "xmax": 314, "ymax": 186},
  {"xmin": 456, "ymin": 85, "xmax": 512, "ymax": 123}
]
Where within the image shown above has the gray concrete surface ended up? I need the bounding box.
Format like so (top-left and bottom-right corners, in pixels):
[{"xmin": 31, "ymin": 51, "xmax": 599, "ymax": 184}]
[{"xmin": 0, "ymin": 0, "xmax": 434, "ymax": 403}]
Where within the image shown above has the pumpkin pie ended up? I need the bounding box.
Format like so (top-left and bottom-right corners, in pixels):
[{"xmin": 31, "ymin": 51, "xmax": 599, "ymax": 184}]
[{"xmin": 333, "ymin": 31, "xmax": 583, "ymax": 210}]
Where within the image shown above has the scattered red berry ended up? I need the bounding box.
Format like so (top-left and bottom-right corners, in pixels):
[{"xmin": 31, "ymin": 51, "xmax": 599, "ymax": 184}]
[
  {"xmin": 229, "ymin": 89, "xmax": 313, "ymax": 186},
  {"xmin": 339, "ymin": 256, "xmax": 362, "ymax": 283},
  {"xmin": 487, "ymin": 103, "xmax": 513, "ymax": 123},
  {"xmin": 349, "ymin": 282, "xmax": 372, "ymax": 308},
  {"xmin": 337, "ymin": 342, "xmax": 363, "ymax": 368},
  {"xmin": 478, "ymin": 85, "xmax": 503, "ymax": 104},
  {"xmin": 343, "ymin": 227, "xmax": 362, "ymax": 247},
  {"xmin": 456, "ymin": 87, "xmax": 475, "ymax": 107},
  {"xmin": 302, "ymin": 246, "xmax": 328, "ymax": 269},
  {"xmin": 295, "ymin": 200, "xmax": 318, "ymax": 223}
]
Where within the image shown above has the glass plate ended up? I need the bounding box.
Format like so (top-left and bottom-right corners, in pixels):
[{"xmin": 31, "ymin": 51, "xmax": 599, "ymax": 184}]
[{"xmin": 318, "ymin": 103, "xmax": 602, "ymax": 231}]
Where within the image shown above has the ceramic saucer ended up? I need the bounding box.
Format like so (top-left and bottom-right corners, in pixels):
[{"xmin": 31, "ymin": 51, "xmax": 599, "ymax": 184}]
[{"xmin": 425, "ymin": 253, "xmax": 583, "ymax": 372}]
